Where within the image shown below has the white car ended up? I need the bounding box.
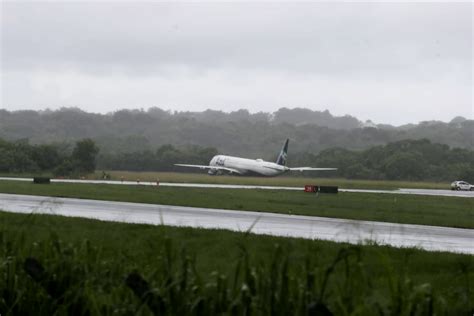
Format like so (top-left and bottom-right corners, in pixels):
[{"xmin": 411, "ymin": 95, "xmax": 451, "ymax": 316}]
[{"xmin": 450, "ymin": 181, "xmax": 474, "ymax": 191}]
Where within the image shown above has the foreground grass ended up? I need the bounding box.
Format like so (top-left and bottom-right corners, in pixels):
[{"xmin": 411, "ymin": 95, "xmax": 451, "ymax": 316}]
[
  {"xmin": 90, "ymin": 171, "xmax": 451, "ymax": 190},
  {"xmin": 0, "ymin": 180, "xmax": 473, "ymax": 229},
  {"xmin": 1, "ymin": 211, "xmax": 473, "ymax": 315}
]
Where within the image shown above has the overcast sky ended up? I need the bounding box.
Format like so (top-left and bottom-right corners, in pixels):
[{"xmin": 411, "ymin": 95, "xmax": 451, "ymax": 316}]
[{"xmin": 1, "ymin": 1, "xmax": 472, "ymax": 125}]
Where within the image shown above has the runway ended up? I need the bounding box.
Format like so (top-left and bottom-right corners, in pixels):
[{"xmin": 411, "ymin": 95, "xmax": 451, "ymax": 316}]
[
  {"xmin": 1, "ymin": 177, "xmax": 473, "ymax": 198},
  {"xmin": 1, "ymin": 193, "xmax": 473, "ymax": 254}
]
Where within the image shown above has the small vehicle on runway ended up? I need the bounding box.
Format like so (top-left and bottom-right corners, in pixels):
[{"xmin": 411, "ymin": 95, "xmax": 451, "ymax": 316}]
[{"xmin": 450, "ymin": 181, "xmax": 474, "ymax": 191}]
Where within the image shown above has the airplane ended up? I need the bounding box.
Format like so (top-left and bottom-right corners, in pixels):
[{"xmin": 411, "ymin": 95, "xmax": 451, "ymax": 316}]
[{"xmin": 174, "ymin": 139, "xmax": 337, "ymax": 177}]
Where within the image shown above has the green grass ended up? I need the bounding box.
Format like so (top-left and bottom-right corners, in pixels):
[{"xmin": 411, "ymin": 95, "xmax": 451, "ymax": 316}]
[
  {"xmin": 1, "ymin": 180, "xmax": 473, "ymax": 229},
  {"xmin": 1, "ymin": 211, "xmax": 473, "ymax": 315},
  {"xmin": 1, "ymin": 170, "xmax": 452, "ymax": 189},
  {"xmin": 92, "ymin": 171, "xmax": 451, "ymax": 190},
  {"xmin": 0, "ymin": 172, "xmax": 54, "ymax": 179}
]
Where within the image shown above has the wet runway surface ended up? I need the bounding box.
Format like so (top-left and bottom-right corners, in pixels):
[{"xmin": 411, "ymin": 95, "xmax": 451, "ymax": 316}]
[
  {"xmin": 1, "ymin": 177, "xmax": 473, "ymax": 198},
  {"xmin": 1, "ymin": 193, "xmax": 473, "ymax": 254}
]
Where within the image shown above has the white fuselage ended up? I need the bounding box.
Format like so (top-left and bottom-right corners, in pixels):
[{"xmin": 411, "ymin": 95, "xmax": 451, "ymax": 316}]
[{"xmin": 209, "ymin": 155, "xmax": 288, "ymax": 176}]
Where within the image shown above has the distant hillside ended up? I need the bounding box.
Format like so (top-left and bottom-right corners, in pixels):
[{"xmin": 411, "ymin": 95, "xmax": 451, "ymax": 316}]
[{"xmin": 0, "ymin": 108, "xmax": 472, "ymax": 159}]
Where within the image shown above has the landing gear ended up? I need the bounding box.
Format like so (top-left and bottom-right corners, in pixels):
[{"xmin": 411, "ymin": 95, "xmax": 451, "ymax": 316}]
[{"xmin": 208, "ymin": 169, "xmax": 223, "ymax": 176}]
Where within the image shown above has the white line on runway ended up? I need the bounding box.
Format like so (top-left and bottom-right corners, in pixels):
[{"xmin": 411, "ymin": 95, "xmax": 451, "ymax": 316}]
[
  {"xmin": 1, "ymin": 193, "xmax": 473, "ymax": 254},
  {"xmin": 1, "ymin": 177, "xmax": 473, "ymax": 198}
]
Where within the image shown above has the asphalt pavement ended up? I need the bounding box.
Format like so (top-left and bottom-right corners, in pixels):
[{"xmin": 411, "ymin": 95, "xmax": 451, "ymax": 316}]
[{"xmin": 1, "ymin": 193, "xmax": 472, "ymax": 254}]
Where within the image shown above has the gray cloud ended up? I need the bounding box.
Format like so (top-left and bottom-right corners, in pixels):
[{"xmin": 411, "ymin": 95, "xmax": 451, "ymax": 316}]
[{"xmin": 1, "ymin": 2, "xmax": 472, "ymax": 125}]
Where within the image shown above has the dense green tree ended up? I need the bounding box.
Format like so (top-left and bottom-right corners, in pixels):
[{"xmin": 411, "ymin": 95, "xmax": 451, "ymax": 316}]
[
  {"xmin": 0, "ymin": 148, "xmax": 14, "ymax": 172},
  {"xmin": 458, "ymin": 167, "xmax": 474, "ymax": 183},
  {"xmin": 382, "ymin": 152, "xmax": 427, "ymax": 180},
  {"xmin": 53, "ymin": 159, "xmax": 76, "ymax": 177},
  {"xmin": 309, "ymin": 139, "xmax": 474, "ymax": 181},
  {"xmin": 32, "ymin": 144, "xmax": 61, "ymax": 170},
  {"xmin": 72, "ymin": 139, "xmax": 99, "ymax": 174},
  {"xmin": 0, "ymin": 138, "xmax": 99, "ymax": 176}
]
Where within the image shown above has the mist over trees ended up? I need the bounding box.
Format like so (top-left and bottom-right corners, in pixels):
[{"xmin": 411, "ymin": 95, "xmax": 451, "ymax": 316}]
[
  {"xmin": 0, "ymin": 107, "xmax": 473, "ymax": 181},
  {"xmin": 0, "ymin": 108, "xmax": 472, "ymax": 161}
]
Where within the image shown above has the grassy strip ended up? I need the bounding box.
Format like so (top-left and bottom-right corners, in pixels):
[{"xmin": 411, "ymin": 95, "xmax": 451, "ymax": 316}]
[
  {"xmin": 1, "ymin": 171, "xmax": 451, "ymax": 190},
  {"xmin": 0, "ymin": 180, "xmax": 473, "ymax": 229},
  {"xmin": 96, "ymin": 171, "xmax": 451, "ymax": 190},
  {"xmin": 1, "ymin": 211, "xmax": 472, "ymax": 315}
]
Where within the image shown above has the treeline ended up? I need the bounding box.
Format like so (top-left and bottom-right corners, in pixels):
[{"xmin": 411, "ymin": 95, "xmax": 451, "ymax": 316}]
[
  {"xmin": 1, "ymin": 137, "xmax": 473, "ymax": 182},
  {"xmin": 98, "ymin": 139, "xmax": 474, "ymax": 182},
  {"xmin": 1, "ymin": 108, "xmax": 472, "ymax": 159},
  {"xmin": 98, "ymin": 145, "xmax": 218, "ymax": 172},
  {"xmin": 0, "ymin": 138, "xmax": 99, "ymax": 176},
  {"xmin": 305, "ymin": 139, "xmax": 474, "ymax": 182},
  {"xmin": 97, "ymin": 139, "xmax": 474, "ymax": 182},
  {"xmin": 0, "ymin": 137, "xmax": 216, "ymax": 175}
]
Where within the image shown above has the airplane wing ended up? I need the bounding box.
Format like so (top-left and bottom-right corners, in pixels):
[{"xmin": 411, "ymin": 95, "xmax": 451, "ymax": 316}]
[
  {"xmin": 174, "ymin": 164, "xmax": 243, "ymax": 174},
  {"xmin": 289, "ymin": 167, "xmax": 338, "ymax": 171}
]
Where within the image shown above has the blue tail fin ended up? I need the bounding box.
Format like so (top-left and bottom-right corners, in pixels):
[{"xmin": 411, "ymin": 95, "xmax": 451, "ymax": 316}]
[{"xmin": 276, "ymin": 139, "xmax": 289, "ymax": 166}]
